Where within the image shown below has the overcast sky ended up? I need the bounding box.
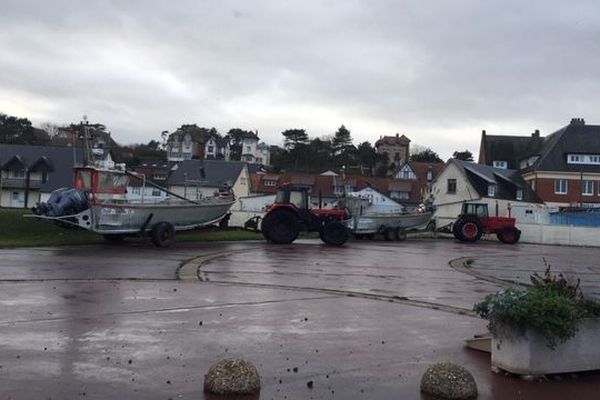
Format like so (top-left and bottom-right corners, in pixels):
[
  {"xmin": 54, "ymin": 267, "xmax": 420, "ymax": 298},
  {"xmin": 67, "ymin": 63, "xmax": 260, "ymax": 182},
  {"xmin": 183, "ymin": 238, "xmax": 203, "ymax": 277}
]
[{"xmin": 1, "ymin": 0, "xmax": 599, "ymax": 159}]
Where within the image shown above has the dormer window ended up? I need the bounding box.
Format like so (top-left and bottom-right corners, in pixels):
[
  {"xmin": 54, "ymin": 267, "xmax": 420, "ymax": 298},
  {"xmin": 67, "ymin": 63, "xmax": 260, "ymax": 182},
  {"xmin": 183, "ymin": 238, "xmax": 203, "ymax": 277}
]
[
  {"xmin": 398, "ymin": 164, "xmax": 416, "ymax": 180},
  {"xmin": 516, "ymin": 189, "xmax": 523, "ymax": 201},
  {"xmin": 493, "ymin": 160, "xmax": 507, "ymax": 169},
  {"xmin": 567, "ymin": 154, "xmax": 600, "ymax": 165},
  {"xmin": 487, "ymin": 184, "xmax": 497, "ymax": 197}
]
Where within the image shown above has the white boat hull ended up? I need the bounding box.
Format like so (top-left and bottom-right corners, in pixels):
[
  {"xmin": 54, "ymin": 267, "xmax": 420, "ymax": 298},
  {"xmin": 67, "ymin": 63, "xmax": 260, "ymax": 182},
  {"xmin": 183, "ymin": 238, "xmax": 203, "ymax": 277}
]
[{"xmin": 350, "ymin": 211, "xmax": 432, "ymax": 234}]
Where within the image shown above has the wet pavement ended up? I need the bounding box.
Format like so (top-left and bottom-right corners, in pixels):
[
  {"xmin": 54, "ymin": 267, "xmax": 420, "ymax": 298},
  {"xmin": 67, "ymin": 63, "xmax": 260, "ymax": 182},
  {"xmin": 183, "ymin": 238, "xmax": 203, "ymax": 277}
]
[{"xmin": 1, "ymin": 238, "xmax": 600, "ymax": 399}]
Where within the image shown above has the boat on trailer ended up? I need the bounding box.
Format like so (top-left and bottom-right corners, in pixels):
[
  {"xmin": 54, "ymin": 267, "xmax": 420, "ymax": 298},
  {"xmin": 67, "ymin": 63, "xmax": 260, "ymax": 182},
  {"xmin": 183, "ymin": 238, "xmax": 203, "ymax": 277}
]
[
  {"xmin": 28, "ymin": 165, "xmax": 235, "ymax": 247},
  {"xmin": 345, "ymin": 192, "xmax": 433, "ymax": 240}
]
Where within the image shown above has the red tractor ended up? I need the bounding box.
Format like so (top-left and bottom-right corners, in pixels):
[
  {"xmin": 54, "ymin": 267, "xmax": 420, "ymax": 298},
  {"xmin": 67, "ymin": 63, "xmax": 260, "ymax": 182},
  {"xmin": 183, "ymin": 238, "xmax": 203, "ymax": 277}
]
[
  {"xmin": 452, "ymin": 202, "xmax": 521, "ymax": 244},
  {"xmin": 261, "ymin": 185, "xmax": 351, "ymax": 246}
]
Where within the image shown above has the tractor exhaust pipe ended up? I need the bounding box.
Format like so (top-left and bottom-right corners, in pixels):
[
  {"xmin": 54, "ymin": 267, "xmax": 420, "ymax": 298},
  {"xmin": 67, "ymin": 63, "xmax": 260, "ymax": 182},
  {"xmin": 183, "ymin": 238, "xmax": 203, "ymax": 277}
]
[{"xmin": 319, "ymin": 190, "xmax": 322, "ymax": 209}]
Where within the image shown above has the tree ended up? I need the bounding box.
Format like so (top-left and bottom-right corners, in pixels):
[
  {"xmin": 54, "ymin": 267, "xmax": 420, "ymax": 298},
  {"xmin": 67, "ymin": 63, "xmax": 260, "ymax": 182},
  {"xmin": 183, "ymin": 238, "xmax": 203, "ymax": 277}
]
[
  {"xmin": 0, "ymin": 113, "xmax": 36, "ymax": 144},
  {"xmin": 147, "ymin": 139, "xmax": 161, "ymax": 150},
  {"xmin": 410, "ymin": 148, "xmax": 443, "ymax": 163},
  {"xmin": 332, "ymin": 125, "xmax": 352, "ymax": 154},
  {"xmin": 356, "ymin": 141, "xmax": 380, "ymax": 175},
  {"xmin": 227, "ymin": 128, "xmax": 255, "ymax": 161},
  {"xmin": 40, "ymin": 122, "xmax": 60, "ymax": 138},
  {"xmin": 282, "ymin": 129, "xmax": 309, "ymax": 150},
  {"xmin": 453, "ymin": 150, "xmax": 474, "ymax": 161}
]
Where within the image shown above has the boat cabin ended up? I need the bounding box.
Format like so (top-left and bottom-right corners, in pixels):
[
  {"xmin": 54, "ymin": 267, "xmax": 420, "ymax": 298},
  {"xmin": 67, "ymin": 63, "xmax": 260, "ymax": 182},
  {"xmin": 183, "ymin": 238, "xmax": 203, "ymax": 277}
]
[{"xmin": 74, "ymin": 167, "xmax": 129, "ymax": 202}]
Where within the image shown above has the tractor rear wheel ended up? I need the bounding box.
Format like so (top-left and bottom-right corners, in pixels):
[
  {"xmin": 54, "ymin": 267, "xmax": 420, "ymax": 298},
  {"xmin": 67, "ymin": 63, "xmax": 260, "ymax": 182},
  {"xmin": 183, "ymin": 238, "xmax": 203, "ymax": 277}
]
[
  {"xmin": 320, "ymin": 221, "xmax": 349, "ymax": 246},
  {"xmin": 261, "ymin": 210, "xmax": 299, "ymax": 244},
  {"xmin": 497, "ymin": 227, "xmax": 521, "ymax": 244},
  {"xmin": 454, "ymin": 217, "xmax": 482, "ymax": 242}
]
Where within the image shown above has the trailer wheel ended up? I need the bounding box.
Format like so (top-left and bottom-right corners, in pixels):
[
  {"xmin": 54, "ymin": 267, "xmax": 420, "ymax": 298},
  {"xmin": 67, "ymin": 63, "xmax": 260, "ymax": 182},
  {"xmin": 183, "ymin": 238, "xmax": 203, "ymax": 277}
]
[
  {"xmin": 395, "ymin": 228, "xmax": 407, "ymax": 241},
  {"xmin": 353, "ymin": 233, "xmax": 364, "ymax": 240},
  {"xmin": 454, "ymin": 217, "xmax": 482, "ymax": 242},
  {"xmin": 365, "ymin": 233, "xmax": 375, "ymax": 240},
  {"xmin": 261, "ymin": 210, "xmax": 299, "ymax": 244},
  {"xmin": 151, "ymin": 221, "xmax": 175, "ymax": 248},
  {"xmin": 383, "ymin": 227, "xmax": 395, "ymax": 241},
  {"xmin": 320, "ymin": 221, "xmax": 349, "ymax": 246},
  {"xmin": 497, "ymin": 227, "xmax": 521, "ymax": 244}
]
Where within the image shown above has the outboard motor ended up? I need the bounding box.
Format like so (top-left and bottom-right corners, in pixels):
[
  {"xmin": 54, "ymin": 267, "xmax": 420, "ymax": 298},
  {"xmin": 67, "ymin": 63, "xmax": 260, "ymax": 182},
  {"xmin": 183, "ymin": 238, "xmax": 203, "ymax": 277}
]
[{"xmin": 32, "ymin": 188, "xmax": 89, "ymax": 217}]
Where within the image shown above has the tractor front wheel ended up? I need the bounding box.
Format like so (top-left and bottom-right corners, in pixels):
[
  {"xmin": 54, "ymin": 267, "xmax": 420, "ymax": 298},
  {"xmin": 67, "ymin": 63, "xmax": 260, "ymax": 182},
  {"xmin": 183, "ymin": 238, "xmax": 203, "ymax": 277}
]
[
  {"xmin": 261, "ymin": 210, "xmax": 299, "ymax": 244},
  {"xmin": 454, "ymin": 217, "xmax": 482, "ymax": 242},
  {"xmin": 320, "ymin": 221, "xmax": 349, "ymax": 246},
  {"xmin": 497, "ymin": 227, "xmax": 521, "ymax": 244}
]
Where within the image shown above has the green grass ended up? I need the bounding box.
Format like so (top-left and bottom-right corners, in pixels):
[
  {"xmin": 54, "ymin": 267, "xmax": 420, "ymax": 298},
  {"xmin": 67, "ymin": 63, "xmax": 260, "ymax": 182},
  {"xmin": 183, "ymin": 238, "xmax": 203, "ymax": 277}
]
[{"xmin": 0, "ymin": 208, "xmax": 263, "ymax": 247}]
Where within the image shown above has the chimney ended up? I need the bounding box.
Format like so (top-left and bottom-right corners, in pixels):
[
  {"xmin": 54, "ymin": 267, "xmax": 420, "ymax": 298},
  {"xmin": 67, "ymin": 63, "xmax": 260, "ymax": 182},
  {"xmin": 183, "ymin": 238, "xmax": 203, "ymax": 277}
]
[
  {"xmin": 532, "ymin": 129, "xmax": 540, "ymax": 139},
  {"xmin": 570, "ymin": 118, "xmax": 585, "ymax": 125},
  {"xmin": 396, "ymin": 133, "xmax": 399, "ymax": 138},
  {"xmin": 482, "ymin": 129, "xmax": 486, "ymax": 135}
]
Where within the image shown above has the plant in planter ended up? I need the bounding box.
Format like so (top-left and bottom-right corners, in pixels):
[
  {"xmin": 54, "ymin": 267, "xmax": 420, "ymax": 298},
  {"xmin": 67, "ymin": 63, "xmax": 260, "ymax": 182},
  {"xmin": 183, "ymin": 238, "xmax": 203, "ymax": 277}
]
[{"xmin": 474, "ymin": 264, "xmax": 600, "ymax": 375}]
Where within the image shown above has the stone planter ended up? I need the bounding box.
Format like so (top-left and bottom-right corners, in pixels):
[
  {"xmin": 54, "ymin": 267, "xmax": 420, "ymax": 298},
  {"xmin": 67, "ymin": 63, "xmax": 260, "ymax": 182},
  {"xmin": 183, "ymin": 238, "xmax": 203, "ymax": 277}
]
[{"xmin": 491, "ymin": 318, "xmax": 600, "ymax": 375}]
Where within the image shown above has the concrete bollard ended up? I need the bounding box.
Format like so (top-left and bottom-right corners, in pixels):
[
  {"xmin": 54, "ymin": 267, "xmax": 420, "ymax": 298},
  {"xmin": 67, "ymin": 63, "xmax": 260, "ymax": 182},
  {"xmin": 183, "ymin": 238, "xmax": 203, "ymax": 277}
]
[
  {"xmin": 420, "ymin": 362, "xmax": 478, "ymax": 399},
  {"xmin": 204, "ymin": 358, "xmax": 261, "ymax": 395}
]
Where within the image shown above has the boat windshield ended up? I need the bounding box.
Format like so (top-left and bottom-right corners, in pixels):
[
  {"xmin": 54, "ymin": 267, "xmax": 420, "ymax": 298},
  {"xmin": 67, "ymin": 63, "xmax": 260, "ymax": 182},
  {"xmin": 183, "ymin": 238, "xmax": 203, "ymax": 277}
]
[
  {"xmin": 98, "ymin": 172, "xmax": 129, "ymax": 191},
  {"xmin": 75, "ymin": 170, "xmax": 92, "ymax": 190}
]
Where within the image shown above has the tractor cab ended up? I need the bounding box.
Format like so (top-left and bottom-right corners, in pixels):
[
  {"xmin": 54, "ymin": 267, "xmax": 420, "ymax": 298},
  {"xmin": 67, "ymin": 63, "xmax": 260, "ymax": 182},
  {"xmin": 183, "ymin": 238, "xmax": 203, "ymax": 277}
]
[
  {"xmin": 461, "ymin": 203, "xmax": 489, "ymax": 218},
  {"xmin": 273, "ymin": 186, "xmax": 309, "ymax": 210}
]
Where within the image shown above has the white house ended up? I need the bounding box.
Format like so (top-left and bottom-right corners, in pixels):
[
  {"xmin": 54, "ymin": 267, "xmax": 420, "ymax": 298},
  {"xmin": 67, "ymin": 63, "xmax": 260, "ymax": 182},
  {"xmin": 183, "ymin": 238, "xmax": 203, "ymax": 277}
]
[
  {"xmin": 205, "ymin": 136, "xmax": 231, "ymax": 161},
  {"xmin": 166, "ymin": 160, "xmax": 250, "ymax": 211},
  {"xmin": 431, "ymin": 159, "xmax": 542, "ymax": 226},
  {"xmin": 0, "ymin": 145, "xmax": 83, "ymax": 208}
]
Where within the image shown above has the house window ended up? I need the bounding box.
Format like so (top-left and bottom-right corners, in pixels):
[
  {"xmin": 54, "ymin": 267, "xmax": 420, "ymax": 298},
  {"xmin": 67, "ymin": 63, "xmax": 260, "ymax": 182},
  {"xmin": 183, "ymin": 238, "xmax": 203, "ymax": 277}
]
[
  {"xmin": 447, "ymin": 179, "xmax": 457, "ymax": 194},
  {"xmin": 246, "ymin": 146, "xmax": 251, "ymax": 153},
  {"xmin": 567, "ymin": 154, "xmax": 600, "ymax": 165},
  {"xmin": 11, "ymin": 169, "xmax": 25, "ymax": 179},
  {"xmin": 183, "ymin": 152, "xmax": 191, "ymax": 160},
  {"xmin": 487, "ymin": 184, "xmax": 497, "ymax": 197},
  {"xmin": 516, "ymin": 189, "xmax": 523, "ymax": 201},
  {"xmin": 399, "ymin": 165, "xmax": 416, "ymax": 180},
  {"xmin": 131, "ymin": 186, "xmax": 141, "ymax": 195},
  {"xmin": 41, "ymin": 172, "xmax": 48, "ymax": 183},
  {"xmin": 582, "ymin": 180, "xmax": 594, "ymax": 196},
  {"xmin": 426, "ymin": 170, "xmax": 433, "ymax": 181},
  {"xmin": 554, "ymin": 179, "xmax": 568, "ymax": 194},
  {"xmin": 263, "ymin": 179, "xmax": 277, "ymax": 187},
  {"xmin": 152, "ymin": 188, "xmax": 162, "ymax": 197},
  {"xmin": 493, "ymin": 161, "xmax": 507, "ymax": 169},
  {"xmin": 207, "ymin": 145, "xmax": 214, "ymax": 153},
  {"xmin": 391, "ymin": 191, "xmax": 410, "ymax": 199}
]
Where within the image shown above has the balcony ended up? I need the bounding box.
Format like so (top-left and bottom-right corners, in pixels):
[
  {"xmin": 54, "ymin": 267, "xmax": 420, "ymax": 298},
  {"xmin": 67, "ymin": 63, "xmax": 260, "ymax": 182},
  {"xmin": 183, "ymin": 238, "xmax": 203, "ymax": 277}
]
[{"xmin": 1, "ymin": 179, "xmax": 42, "ymax": 189}]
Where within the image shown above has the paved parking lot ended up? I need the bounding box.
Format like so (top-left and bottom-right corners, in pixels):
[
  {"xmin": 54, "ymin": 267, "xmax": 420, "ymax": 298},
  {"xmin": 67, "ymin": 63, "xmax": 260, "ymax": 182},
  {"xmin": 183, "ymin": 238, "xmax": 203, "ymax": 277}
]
[{"xmin": 1, "ymin": 238, "xmax": 599, "ymax": 399}]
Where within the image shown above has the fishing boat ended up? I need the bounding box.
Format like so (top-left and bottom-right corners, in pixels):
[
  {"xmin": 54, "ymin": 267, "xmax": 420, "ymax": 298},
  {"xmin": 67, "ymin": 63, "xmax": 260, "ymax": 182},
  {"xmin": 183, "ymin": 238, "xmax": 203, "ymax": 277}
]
[
  {"xmin": 28, "ymin": 165, "xmax": 235, "ymax": 247},
  {"xmin": 345, "ymin": 191, "xmax": 432, "ymax": 240},
  {"xmin": 27, "ymin": 123, "xmax": 235, "ymax": 247}
]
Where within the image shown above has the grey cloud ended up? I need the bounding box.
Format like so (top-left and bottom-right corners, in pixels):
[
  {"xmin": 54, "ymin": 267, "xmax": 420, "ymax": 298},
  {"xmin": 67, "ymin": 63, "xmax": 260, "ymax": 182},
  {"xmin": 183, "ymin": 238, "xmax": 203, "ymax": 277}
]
[{"xmin": 1, "ymin": 0, "xmax": 600, "ymax": 158}]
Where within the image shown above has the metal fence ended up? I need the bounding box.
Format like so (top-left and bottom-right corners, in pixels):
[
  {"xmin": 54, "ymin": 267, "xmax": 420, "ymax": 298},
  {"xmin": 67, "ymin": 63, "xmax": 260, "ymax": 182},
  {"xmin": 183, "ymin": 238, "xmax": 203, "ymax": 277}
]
[{"xmin": 549, "ymin": 210, "xmax": 600, "ymax": 227}]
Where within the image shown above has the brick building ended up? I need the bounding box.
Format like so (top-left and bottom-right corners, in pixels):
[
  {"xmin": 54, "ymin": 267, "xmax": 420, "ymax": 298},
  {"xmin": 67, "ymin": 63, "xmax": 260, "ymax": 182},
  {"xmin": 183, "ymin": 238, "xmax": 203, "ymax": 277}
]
[{"xmin": 479, "ymin": 118, "xmax": 600, "ymax": 208}]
